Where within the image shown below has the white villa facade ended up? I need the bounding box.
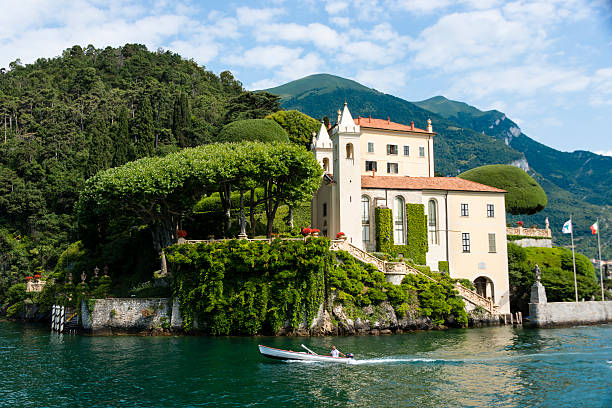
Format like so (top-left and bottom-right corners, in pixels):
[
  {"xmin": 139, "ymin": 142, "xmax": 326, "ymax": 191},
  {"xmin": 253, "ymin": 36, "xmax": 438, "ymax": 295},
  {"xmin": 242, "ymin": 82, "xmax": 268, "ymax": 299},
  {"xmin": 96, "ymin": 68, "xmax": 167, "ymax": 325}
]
[{"xmin": 311, "ymin": 103, "xmax": 511, "ymax": 314}]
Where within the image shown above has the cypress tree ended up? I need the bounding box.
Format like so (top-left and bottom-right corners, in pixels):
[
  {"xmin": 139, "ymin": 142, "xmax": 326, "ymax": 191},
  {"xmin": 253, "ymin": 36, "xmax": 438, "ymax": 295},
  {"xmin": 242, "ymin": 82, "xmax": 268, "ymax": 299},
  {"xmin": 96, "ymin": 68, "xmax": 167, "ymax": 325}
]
[
  {"xmin": 131, "ymin": 95, "xmax": 155, "ymax": 158},
  {"xmin": 87, "ymin": 115, "xmax": 113, "ymax": 177},
  {"xmin": 112, "ymin": 105, "xmax": 130, "ymax": 166},
  {"xmin": 172, "ymin": 92, "xmax": 191, "ymax": 147}
]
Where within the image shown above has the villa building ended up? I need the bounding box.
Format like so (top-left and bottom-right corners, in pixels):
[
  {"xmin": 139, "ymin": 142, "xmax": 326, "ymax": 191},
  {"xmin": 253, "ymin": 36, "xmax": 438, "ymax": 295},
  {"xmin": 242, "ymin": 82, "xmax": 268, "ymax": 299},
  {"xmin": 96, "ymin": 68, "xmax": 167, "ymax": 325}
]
[{"xmin": 311, "ymin": 103, "xmax": 510, "ymax": 314}]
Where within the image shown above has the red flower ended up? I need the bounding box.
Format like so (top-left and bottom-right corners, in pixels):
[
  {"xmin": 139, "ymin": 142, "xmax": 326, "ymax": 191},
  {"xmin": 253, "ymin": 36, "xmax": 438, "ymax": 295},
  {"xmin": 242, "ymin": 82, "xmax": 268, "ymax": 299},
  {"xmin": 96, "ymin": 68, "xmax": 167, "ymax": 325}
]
[
  {"xmin": 336, "ymin": 232, "xmax": 346, "ymax": 239},
  {"xmin": 25, "ymin": 276, "xmax": 33, "ymax": 281},
  {"xmin": 311, "ymin": 228, "xmax": 321, "ymax": 234},
  {"xmin": 301, "ymin": 227, "xmax": 312, "ymax": 236},
  {"xmin": 176, "ymin": 230, "xmax": 187, "ymax": 238},
  {"xmin": 516, "ymin": 221, "xmax": 524, "ymax": 227},
  {"xmin": 34, "ymin": 274, "xmax": 41, "ymax": 279}
]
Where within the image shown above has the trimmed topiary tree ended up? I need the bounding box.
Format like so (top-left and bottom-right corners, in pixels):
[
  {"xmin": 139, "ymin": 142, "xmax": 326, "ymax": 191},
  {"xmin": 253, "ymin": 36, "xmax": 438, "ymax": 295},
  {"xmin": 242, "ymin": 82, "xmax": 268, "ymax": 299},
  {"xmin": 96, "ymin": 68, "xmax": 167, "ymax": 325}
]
[
  {"xmin": 217, "ymin": 119, "xmax": 289, "ymax": 144},
  {"xmin": 265, "ymin": 110, "xmax": 320, "ymax": 149},
  {"xmin": 458, "ymin": 164, "xmax": 547, "ymax": 215}
]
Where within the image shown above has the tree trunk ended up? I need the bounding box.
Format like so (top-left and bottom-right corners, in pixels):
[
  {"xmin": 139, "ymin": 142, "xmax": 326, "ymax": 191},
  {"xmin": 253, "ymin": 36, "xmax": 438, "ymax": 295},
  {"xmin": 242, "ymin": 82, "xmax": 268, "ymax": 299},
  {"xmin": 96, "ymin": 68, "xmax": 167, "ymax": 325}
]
[
  {"xmin": 249, "ymin": 189, "xmax": 256, "ymax": 236},
  {"xmin": 219, "ymin": 183, "xmax": 232, "ymax": 237}
]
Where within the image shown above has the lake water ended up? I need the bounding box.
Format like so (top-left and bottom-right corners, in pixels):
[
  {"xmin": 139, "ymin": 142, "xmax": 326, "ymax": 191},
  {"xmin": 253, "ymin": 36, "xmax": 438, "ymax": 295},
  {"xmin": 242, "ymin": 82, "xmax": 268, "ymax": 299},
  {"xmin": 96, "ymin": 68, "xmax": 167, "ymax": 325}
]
[{"xmin": 1, "ymin": 321, "xmax": 610, "ymax": 407}]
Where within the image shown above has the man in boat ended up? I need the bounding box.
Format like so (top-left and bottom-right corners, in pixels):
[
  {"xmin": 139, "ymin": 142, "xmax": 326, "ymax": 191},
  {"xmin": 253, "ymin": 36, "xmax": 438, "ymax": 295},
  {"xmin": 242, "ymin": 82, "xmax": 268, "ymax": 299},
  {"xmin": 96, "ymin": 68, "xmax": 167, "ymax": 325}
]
[{"xmin": 330, "ymin": 345, "xmax": 345, "ymax": 358}]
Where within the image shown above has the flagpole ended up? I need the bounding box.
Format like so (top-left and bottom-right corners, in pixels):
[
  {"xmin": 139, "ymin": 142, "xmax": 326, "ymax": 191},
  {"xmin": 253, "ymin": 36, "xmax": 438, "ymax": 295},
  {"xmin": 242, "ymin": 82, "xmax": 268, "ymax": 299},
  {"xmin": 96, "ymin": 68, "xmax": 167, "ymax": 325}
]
[
  {"xmin": 570, "ymin": 215, "xmax": 578, "ymax": 302},
  {"xmin": 597, "ymin": 218, "xmax": 604, "ymax": 300}
]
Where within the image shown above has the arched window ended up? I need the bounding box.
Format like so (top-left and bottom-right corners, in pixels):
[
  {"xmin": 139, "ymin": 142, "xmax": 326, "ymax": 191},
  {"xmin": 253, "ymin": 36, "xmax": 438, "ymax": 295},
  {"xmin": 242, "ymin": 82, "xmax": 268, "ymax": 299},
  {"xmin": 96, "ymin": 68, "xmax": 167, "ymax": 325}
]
[
  {"xmin": 361, "ymin": 196, "xmax": 370, "ymax": 242},
  {"xmin": 393, "ymin": 196, "xmax": 405, "ymax": 244},
  {"xmin": 346, "ymin": 143, "xmax": 354, "ymax": 159},
  {"xmin": 428, "ymin": 199, "xmax": 438, "ymax": 244},
  {"xmin": 322, "ymin": 157, "xmax": 330, "ymax": 172}
]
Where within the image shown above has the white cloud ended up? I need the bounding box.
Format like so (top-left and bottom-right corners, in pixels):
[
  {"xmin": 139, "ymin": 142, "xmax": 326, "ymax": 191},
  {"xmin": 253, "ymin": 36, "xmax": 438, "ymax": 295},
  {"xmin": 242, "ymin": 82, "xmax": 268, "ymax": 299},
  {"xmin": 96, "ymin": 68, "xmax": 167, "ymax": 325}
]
[
  {"xmin": 255, "ymin": 22, "xmax": 342, "ymax": 50},
  {"xmin": 389, "ymin": 0, "xmax": 453, "ymax": 14},
  {"xmin": 325, "ymin": 1, "xmax": 349, "ymax": 14},
  {"xmin": 236, "ymin": 7, "xmax": 284, "ymax": 26},
  {"xmin": 223, "ymin": 45, "xmax": 304, "ymax": 69},
  {"xmin": 330, "ymin": 17, "xmax": 350, "ymax": 27},
  {"xmin": 589, "ymin": 67, "xmax": 612, "ymax": 106},
  {"xmin": 450, "ymin": 65, "xmax": 591, "ymax": 98},
  {"xmin": 412, "ymin": 9, "xmax": 536, "ymax": 71},
  {"xmin": 355, "ymin": 66, "xmax": 407, "ymax": 93},
  {"xmin": 595, "ymin": 150, "xmax": 612, "ymax": 157},
  {"xmin": 249, "ymin": 78, "xmax": 282, "ymax": 90}
]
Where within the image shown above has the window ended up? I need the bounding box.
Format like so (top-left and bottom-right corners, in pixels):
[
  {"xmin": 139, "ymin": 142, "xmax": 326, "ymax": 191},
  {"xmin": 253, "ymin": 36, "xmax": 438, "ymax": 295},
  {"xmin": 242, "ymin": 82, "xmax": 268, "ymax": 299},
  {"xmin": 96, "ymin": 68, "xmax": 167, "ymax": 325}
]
[
  {"xmin": 365, "ymin": 161, "xmax": 377, "ymax": 172},
  {"xmin": 361, "ymin": 196, "xmax": 370, "ymax": 242},
  {"xmin": 387, "ymin": 163, "xmax": 398, "ymax": 174},
  {"xmin": 322, "ymin": 157, "xmax": 329, "ymax": 172},
  {"xmin": 419, "ymin": 146, "xmax": 425, "ymax": 157},
  {"xmin": 394, "ymin": 196, "xmax": 405, "ymax": 244},
  {"xmin": 322, "ymin": 203, "xmax": 327, "ymax": 217},
  {"xmin": 387, "ymin": 144, "xmax": 398, "ymax": 155},
  {"xmin": 488, "ymin": 233, "xmax": 496, "ymax": 253},
  {"xmin": 487, "ymin": 204, "xmax": 494, "ymax": 217},
  {"xmin": 461, "ymin": 203, "xmax": 469, "ymax": 217},
  {"xmin": 462, "ymin": 233, "xmax": 471, "ymax": 253},
  {"xmin": 367, "ymin": 142, "xmax": 374, "ymax": 153},
  {"xmin": 346, "ymin": 143, "xmax": 354, "ymax": 159},
  {"xmin": 403, "ymin": 146, "xmax": 410, "ymax": 156},
  {"xmin": 428, "ymin": 199, "xmax": 438, "ymax": 244}
]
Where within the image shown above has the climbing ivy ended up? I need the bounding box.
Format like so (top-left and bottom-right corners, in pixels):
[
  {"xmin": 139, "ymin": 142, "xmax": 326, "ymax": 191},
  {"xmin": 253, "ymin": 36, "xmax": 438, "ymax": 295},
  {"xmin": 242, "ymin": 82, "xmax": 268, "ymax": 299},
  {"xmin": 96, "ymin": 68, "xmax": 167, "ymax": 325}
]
[
  {"xmin": 405, "ymin": 203, "xmax": 428, "ymax": 265},
  {"xmin": 166, "ymin": 238, "xmax": 329, "ymax": 335},
  {"xmin": 374, "ymin": 204, "xmax": 428, "ymax": 265}
]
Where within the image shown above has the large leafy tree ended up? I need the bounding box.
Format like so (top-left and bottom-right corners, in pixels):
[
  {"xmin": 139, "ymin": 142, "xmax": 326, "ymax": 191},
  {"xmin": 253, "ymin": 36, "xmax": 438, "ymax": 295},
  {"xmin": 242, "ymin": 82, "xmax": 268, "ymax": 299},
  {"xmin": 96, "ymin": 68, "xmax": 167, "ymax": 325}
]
[
  {"xmin": 76, "ymin": 142, "xmax": 322, "ymax": 255},
  {"xmin": 459, "ymin": 164, "xmax": 547, "ymax": 215}
]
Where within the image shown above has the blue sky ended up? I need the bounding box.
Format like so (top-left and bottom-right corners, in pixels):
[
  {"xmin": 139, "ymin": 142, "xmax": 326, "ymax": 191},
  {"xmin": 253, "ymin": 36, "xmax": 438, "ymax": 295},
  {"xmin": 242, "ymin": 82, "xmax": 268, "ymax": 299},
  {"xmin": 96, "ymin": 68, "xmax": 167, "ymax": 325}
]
[{"xmin": 1, "ymin": 0, "xmax": 611, "ymax": 154}]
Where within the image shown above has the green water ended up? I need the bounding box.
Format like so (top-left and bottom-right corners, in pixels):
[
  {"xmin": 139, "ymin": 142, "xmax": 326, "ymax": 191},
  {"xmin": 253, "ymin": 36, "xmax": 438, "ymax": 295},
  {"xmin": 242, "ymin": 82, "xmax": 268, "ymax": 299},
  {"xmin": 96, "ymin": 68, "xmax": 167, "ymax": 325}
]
[{"xmin": 1, "ymin": 321, "xmax": 610, "ymax": 407}]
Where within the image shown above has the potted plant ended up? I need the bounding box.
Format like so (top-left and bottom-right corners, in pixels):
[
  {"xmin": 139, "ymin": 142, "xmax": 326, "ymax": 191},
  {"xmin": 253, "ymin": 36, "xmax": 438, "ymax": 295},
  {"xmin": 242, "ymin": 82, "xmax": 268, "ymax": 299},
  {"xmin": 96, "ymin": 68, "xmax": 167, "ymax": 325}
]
[
  {"xmin": 336, "ymin": 232, "xmax": 346, "ymax": 241},
  {"xmin": 311, "ymin": 228, "xmax": 321, "ymax": 237},
  {"xmin": 34, "ymin": 274, "xmax": 41, "ymax": 281},
  {"xmin": 301, "ymin": 227, "xmax": 312, "ymax": 237},
  {"xmin": 25, "ymin": 276, "xmax": 33, "ymax": 281},
  {"xmin": 516, "ymin": 221, "xmax": 524, "ymax": 227}
]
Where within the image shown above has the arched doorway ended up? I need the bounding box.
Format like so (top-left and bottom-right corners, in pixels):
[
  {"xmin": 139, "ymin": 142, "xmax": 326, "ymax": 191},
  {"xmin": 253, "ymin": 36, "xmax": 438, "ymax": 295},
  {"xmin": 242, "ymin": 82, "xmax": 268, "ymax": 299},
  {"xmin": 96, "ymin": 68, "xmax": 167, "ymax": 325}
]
[{"xmin": 473, "ymin": 276, "xmax": 494, "ymax": 301}]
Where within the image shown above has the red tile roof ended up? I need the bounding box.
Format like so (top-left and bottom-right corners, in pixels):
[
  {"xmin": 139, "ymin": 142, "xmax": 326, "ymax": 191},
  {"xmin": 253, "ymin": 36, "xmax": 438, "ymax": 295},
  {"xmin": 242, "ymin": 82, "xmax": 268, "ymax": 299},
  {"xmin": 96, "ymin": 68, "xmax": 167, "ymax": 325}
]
[
  {"xmin": 354, "ymin": 116, "xmax": 432, "ymax": 133},
  {"xmin": 361, "ymin": 176, "xmax": 506, "ymax": 193}
]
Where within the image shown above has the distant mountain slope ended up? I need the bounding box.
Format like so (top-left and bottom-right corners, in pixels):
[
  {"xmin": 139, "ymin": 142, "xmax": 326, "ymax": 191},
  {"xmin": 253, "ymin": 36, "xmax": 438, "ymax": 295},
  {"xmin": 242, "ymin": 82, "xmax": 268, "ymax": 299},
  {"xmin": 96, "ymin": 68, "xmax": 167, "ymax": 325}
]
[
  {"xmin": 265, "ymin": 74, "xmax": 611, "ymax": 258},
  {"xmin": 265, "ymin": 75, "xmax": 523, "ymax": 177},
  {"xmin": 415, "ymin": 96, "xmax": 612, "ymax": 206}
]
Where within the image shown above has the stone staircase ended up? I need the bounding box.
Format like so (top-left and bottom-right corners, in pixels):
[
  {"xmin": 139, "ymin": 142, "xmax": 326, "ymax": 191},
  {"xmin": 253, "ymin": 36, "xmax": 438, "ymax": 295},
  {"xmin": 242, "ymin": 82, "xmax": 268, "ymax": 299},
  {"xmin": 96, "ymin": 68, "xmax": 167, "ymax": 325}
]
[{"xmin": 329, "ymin": 239, "xmax": 499, "ymax": 314}]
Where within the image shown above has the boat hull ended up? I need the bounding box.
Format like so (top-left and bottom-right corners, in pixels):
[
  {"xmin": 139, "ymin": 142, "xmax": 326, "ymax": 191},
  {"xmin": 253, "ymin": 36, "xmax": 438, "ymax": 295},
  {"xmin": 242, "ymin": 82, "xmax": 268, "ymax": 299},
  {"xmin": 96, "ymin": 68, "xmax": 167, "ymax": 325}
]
[{"xmin": 258, "ymin": 345, "xmax": 353, "ymax": 364}]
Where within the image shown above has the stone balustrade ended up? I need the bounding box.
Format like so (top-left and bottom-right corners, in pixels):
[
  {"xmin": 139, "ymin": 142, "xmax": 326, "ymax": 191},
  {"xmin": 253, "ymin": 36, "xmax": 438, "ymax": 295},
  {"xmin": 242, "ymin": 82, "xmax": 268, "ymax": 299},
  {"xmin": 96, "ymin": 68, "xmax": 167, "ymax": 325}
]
[
  {"xmin": 26, "ymin": 280, "xmax": 46, "ymax": 293},
  {"xmin": 506, "ymin": 226, "xmax": 551, "ymax": 238}
]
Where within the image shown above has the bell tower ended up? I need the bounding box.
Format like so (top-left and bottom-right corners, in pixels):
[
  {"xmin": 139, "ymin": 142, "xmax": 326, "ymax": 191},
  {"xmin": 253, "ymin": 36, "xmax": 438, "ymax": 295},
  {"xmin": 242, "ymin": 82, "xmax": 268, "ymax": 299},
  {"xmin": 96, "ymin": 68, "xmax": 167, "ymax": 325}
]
[
  {"xmin": 330, "ymin": 103, "xmax": 362, "ymax": 248},
  {"xmin": 312, "ymin": 122, "xmax": 332, "ymax": 173}
]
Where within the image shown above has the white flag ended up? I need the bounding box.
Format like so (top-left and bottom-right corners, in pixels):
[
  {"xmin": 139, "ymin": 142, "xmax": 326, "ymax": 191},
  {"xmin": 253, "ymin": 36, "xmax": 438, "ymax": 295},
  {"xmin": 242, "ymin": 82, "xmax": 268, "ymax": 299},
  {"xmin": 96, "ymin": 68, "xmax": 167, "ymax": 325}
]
[{"xmin": 562, "ymin": 219, "xmax": 572, "ymax": 234}]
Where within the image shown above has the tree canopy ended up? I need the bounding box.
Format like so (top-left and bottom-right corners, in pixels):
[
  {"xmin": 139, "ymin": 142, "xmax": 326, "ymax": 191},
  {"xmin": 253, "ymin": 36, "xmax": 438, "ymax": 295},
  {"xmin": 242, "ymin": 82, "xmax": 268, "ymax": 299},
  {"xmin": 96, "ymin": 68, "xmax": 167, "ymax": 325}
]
[
  {"xmin": 265, "ymin": 110, "xmax": 320, "ymax": 149},
  {"xmin": 217, "ymin": 119, "xmax": 289, "ymax": 144},
  {"xmin": 76, "ymin": 141, "xmax": 322, "ymax": 252},
  {"xmin": 458, "ymin": 164, "xmax": 547, "ymax": 215}
]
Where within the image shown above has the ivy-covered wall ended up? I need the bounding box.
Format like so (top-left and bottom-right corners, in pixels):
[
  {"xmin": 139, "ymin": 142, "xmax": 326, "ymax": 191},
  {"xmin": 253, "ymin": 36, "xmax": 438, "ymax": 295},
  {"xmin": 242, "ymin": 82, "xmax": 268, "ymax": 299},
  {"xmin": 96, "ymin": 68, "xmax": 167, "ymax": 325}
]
[
  {"xmin": 165, "ymin": 237, "xmax": 468, "ymax": 335},
  {"xmin": 374, "ymin": 204, "xmax": 428, "ymax": 265},
  {"xmin": 166, "ymin": 238, "xmax": 329, "ymax": 335}
]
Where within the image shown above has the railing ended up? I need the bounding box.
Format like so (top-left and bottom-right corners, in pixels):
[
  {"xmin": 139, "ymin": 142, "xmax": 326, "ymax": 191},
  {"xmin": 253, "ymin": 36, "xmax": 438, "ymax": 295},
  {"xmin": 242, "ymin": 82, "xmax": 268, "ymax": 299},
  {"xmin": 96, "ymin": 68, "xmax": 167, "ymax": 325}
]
[
  {"xmin": 330, "ymin": 240, "xmax": 499, "ymax": 314},
  {"xmin": 506, "ymin": 226, "xmax": 551, "ymax": 238}
]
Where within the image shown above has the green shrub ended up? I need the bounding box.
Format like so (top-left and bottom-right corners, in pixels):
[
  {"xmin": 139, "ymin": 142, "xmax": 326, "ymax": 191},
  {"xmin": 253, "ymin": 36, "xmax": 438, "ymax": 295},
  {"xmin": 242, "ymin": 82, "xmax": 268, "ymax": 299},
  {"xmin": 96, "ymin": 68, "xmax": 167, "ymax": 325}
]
[
  {"xmin": 459, "ymin": 164, "xmax": 547, "ymax": 215},
  {"xmin": 6, "ymin": 302, "xmax": 24, "ymax": 319},
  {"xmin": 6, "ymin": 283, "xmax": 26, "ymax": 305},
  {"xmin": 217, "ymin": 119, "xmax": 289, "ymax": 144},
  {"xmin": 438, "ymin": 261, "xmax": 449, "ymax": 273},
  {"xmin": 375, "ymin": 204, "xmax": 428, "ymax": 265},
  {"xmin": 265, "ymin": 110, "xmax": 320, "ymax": 148}
]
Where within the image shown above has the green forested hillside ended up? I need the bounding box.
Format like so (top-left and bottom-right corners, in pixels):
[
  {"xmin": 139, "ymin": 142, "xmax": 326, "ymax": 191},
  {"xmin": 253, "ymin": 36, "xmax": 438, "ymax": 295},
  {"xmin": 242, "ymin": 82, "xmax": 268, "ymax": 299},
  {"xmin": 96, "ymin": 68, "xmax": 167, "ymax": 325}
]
[
  {"xmin": 266, "ymin": 75, "xmax": 611, "ymax": 258},
  {"xmin": 0, "ymin": 44, "xmax": 280, "ymax": 298}
]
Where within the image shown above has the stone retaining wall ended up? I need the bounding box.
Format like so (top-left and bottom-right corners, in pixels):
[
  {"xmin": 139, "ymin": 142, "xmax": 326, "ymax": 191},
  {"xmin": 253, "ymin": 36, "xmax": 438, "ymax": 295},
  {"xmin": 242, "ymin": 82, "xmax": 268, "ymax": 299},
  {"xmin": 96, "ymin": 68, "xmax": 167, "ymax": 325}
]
[
  {"xmin": 81, "ymin": 298, "xmax": 183, "ymax": 334},
  {"xmin": 510, "ymin": 238, "xmax": 552, "ymax": 248},
  {"xmin": 529, "ymin": 301, "xmax": 612, "ymax": 327}
]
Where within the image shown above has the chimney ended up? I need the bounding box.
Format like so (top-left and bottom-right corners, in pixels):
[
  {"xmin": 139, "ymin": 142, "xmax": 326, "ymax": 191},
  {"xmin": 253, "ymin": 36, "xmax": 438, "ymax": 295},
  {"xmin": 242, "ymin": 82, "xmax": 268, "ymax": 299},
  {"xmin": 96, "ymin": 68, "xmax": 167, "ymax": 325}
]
[
  {"xmin": 387, "ymin": 116, "xmax": 390, "ymax": 124},
  {"xmin": 369, "ymin": 115, "xmax": 372, "ymax": 123},
  {"xmin": 410, "ymin": 121, "xmax": 414, "ymax": 130}
]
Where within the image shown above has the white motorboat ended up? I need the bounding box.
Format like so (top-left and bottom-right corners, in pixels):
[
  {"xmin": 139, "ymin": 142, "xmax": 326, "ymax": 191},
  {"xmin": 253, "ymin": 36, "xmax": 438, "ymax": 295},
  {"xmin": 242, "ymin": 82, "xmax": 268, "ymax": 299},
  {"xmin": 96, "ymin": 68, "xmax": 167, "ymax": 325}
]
[{"xmin": 258, "ymin": 345, "xmax": 354, "ymax": 364}]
